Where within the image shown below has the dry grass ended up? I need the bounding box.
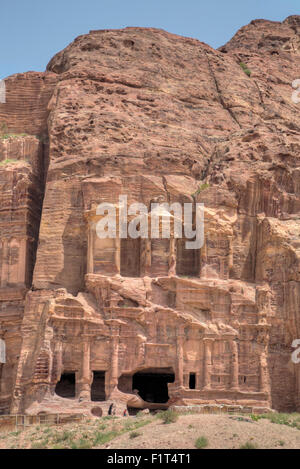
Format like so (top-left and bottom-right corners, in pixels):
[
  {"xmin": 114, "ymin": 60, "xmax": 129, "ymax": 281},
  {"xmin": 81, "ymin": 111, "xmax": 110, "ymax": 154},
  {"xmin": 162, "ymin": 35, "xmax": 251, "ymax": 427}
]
[
  {"xmin": 0, "ymin": 412, "xmax": 299, "ymax": 449},
  {"xmin": 0, "ymin": 415, "xmax": 152, "ymax": 449}
]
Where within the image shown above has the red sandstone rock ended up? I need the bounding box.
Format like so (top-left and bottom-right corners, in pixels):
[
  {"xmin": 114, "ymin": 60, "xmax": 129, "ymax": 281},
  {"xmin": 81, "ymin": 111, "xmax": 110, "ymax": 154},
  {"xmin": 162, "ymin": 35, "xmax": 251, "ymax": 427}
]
[{"xmin": 0, "ymin": 17, "xmax": 299, "ymax": 416}]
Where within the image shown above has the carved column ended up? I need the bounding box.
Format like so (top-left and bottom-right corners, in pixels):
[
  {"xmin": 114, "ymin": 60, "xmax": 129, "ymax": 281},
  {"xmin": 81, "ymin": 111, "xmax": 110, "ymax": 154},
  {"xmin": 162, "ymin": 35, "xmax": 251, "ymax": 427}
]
[
  {"xmin": 168, "ymin": 237, "xmax": 176, "ymax": 276},
  {"xmin": 51, "ymin": 341, "xmax": 63, "ymax": 390},
  {"xmin": 140, "ymin": 238, "xmax": 151, "ymax": 276},
  {"xmin": 145, "ymin": 239, "xmax": 151, "ymax": 274},
  {"xmin": 78, "ymin": 340, "xmax": 91, "ymax": 400},
  {"xmin": 1, "ymin": 239, "xmax": 8, "ymax": 287},
  {"xmin": 175, "ymin": 324, "xmax": 185, "ymax": 387},
  {"xmin": 115, "ymin": 237, "xmax": 120, "ymax": 274},
  {"xmin": 203, "ymin": 338, "xmax": 214, "ymax": 390},
  {"xmin": 230, "ymin": 339, "xmax": 239, "ymax": 390},
  {"xmin": 228, "ymin": 236, "xmax": 233, "ymax": 274},
  {"xmin": 259, "ymin": 347, "xmax": 270, "ymax": 393},
  {"xmin": 111, "ymin": 333, "xmax": 119, "ymax": 390},
  {"xmin": 137, "ymin": 334, "xmax": 146, "ymax": 366},
  {"xmin": 87, "ymin": 221, "xmax": 94, "ymax": 274},
  {"xmin": 147, "ymin": 313, "xmax": 157, "ymax": 342},
  {"xmin": 18, "ymin": 237, "xmax": 27, "ymax": 284},
  {"xmin": 257, "ymin": 325, "xmax": 270, "ymax": 394},
  {"xmin": 105, "ymin": 319, "xmax": 125, "ymax": 396}
]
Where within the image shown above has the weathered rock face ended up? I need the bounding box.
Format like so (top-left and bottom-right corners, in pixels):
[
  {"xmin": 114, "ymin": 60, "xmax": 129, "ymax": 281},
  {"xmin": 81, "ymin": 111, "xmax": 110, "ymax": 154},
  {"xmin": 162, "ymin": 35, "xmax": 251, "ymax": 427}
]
[
  {"xmin": 0, "ymin": 17, "xmax": 299, "ymax": 415},
  {"xmin": 0, "ymin": 72, "xmax": 57, "ymax": 413}
]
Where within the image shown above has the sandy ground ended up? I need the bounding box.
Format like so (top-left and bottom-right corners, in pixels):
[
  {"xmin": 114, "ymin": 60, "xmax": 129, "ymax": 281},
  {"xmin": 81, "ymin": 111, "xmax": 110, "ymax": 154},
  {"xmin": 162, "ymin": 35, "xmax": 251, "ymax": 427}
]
[
  {"xmin": 0, "ymin": 413, "xmax": 299, "ymax": 449},
  {"xmin": 107, "ymin": 414, "xmax": 300, "ymax": 450}
]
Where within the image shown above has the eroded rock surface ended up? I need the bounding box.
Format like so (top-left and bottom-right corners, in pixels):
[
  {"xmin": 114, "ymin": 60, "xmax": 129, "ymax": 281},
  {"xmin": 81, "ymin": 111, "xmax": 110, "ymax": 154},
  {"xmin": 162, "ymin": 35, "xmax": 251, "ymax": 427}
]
[{"xmin": 0, "ymin": 17, "xmax": 299, "ymax": 415}]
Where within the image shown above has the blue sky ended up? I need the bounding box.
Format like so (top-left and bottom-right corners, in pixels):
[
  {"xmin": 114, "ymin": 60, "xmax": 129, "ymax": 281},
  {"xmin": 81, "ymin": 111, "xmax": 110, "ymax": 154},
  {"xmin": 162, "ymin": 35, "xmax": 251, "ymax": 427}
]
[{"xmin": 1, "ymin": 0, "xmax": 299, "ymax": 79}]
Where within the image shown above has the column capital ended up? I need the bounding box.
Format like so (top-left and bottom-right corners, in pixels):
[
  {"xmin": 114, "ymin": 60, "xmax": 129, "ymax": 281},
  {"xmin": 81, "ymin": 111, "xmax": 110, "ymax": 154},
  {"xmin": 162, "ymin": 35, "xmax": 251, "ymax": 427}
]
[
  {"xmin": 176, "ymin": 323, "xmax": 186, "ymax": 337},
  {"xmin": 203, "ymin": 336, "xmax": 215, "ymax": 344}
]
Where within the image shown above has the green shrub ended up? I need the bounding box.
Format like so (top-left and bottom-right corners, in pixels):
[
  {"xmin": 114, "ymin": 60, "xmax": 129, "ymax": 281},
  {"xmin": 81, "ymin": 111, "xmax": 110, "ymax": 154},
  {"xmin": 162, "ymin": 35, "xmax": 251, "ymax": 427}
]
[
  {"xmin": 71, "ymin": 437, "xmax": 93, "ymax": 449},
  {"xmin": 0, "ymin": 158, "xmax": 19, "ymax": 166},
  {"xmin": 240, "ymin": 441, "xmax": 258, "ymax": 449},
  {"xmin": 93, "ymin": 430, "xmax": 119, "ymax": 445},
  {"xmin": 239, "ymin": 62, "xmax": 251, "ymax": 77},
  {"xmin": 267, "ymin": 413, "xmax": 291, "ymax": 426},
  {"xmin": 129, "ymin": 431, "xmax": 141, "ymax": 439},
  {"xmin": 192, "ymin": 183, "xmax": 210, "ymax": 196},
  {"xmin": 249, "ymin": 414, "xmax": 261, "ymax": 422},
  {"xmin": 157, "ymin": 410, "xmax": 179, "ymax": 424},
  {"xmin": 43, "ymin": 427, "xmax": 52, "ymax": 434},
  {"xmin": 195, "ymin": 436, "xmax": 208, "ymax": 449},
  {"xmin": 31, "ymin": 441, "xmax": 46, "ymax": 449},
  {"xmin": 0, "ymin": 133, "xmax": 28, "ymax": 140},
  {"xmin": 250, "ymin": 412, "xmax": 300, "ymax": 430}
]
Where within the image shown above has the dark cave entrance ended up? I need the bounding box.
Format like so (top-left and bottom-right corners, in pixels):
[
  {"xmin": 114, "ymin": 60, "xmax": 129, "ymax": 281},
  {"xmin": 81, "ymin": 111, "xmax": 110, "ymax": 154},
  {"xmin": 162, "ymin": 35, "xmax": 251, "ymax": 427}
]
[
  {"xmin": 132, "ymin": 369, "xmax": 175, "ymax": 403},
  {"xmin": 176, "ymin": 238, "xmax": 200, "ymax": 276},
  {"xmin": 120, "ymin": 238, "xmax": 141, "ymax": 277},
  {"xmin": 91, "ymin": 371, "xmax": 106, "ymax": 401},
  {"xmin": 55, "ymin": 372, "xmax": 76, "ymax": 398},
  {"xmin": 189, "ymin": 373, "xmax": 196, "ymax": 389}
]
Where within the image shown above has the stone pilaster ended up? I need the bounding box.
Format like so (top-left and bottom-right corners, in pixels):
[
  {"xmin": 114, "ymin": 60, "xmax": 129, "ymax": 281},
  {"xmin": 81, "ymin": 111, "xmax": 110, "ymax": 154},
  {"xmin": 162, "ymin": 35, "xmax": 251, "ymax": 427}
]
[
  {"xmin": 1, "ymin": 239, "xmax": 8, "ymax": 287},
  {"xmin": 257, "ymin": 324, "xmax": 271, "ymax": 394},
  {"xmin": 259, "ymin": 348, "xmax": 270, "ymax": 393},
  {"xmin": 105, "ymin": 319, "xmax": 125, "ymax": 396},
  {"xmin": 230, "ymin": 339, "xmax": 239, "ymax": 390},
  {"xmin": 87, "ymin": 222, "xmax": 94, "ymax": 274},
  {"xmin": 175, "ymin": 324, "xmax": 185, "ymax": 387},
  {"xmin": 203, "ymin": 338, "xmax": 214, "ymax": 390},
  {"xmin": 78, "ymin": 340, "xmax": 92, "ymax": 401},
  {"xmin": 168, "ymin": 237, "xmax": 176, "ymax": 276}
]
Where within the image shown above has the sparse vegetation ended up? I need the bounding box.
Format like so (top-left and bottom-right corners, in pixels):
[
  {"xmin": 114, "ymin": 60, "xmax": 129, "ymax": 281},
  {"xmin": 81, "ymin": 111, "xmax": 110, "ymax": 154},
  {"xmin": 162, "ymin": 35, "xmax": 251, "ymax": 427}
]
[
  {"xmin": 249, "ymin": 414, "xmax": 260, "ymax": 421},
  {"xmin": 249, "ymin": 412, "xmax": 300, "ymax": 430},
  {"xmin": 195, "ymin": 436, "xmax": 208, "ymax": 449},
  {"xmin": 192, "ymin": 182, "xmax": 210, "ymax": 196},
  {"xmin": 1, "ymin": 412, "xmax": 299, "ymax": 449},
  {"xmin": 239, "ymin": 441, "xmax": 258, "ymax": 449},
  {"xmin": 0, "ymin": 158, "xmax": 19, "ymax": 166},
  {"xmin": 0, "ymin": 415, "xmax": 152, "ymax": 449},
  {"xmin": 0, "ymin": 133, "xmax": 28, "ymax": 140},
  {"xmin": 0, "ymin": 121, "xmax": 29, "ymax": 141},
  {"xmin": 239, "ymin": 62, "xmax": 251, "ymax": 77},
  {"xmin": 129, "ymin": 431, "xmax": 141, "ymax": 439},
  {"xmin": 156, "ymin": 410, "xmax": 179, "ymax": 424}
]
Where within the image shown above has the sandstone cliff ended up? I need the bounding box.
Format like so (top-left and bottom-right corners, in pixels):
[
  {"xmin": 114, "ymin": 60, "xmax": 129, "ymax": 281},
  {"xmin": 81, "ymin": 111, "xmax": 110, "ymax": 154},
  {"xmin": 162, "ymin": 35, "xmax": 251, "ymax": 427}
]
[{"xmin": 0, "ymin": 16, "xmax": 299, "ymax": 415}]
